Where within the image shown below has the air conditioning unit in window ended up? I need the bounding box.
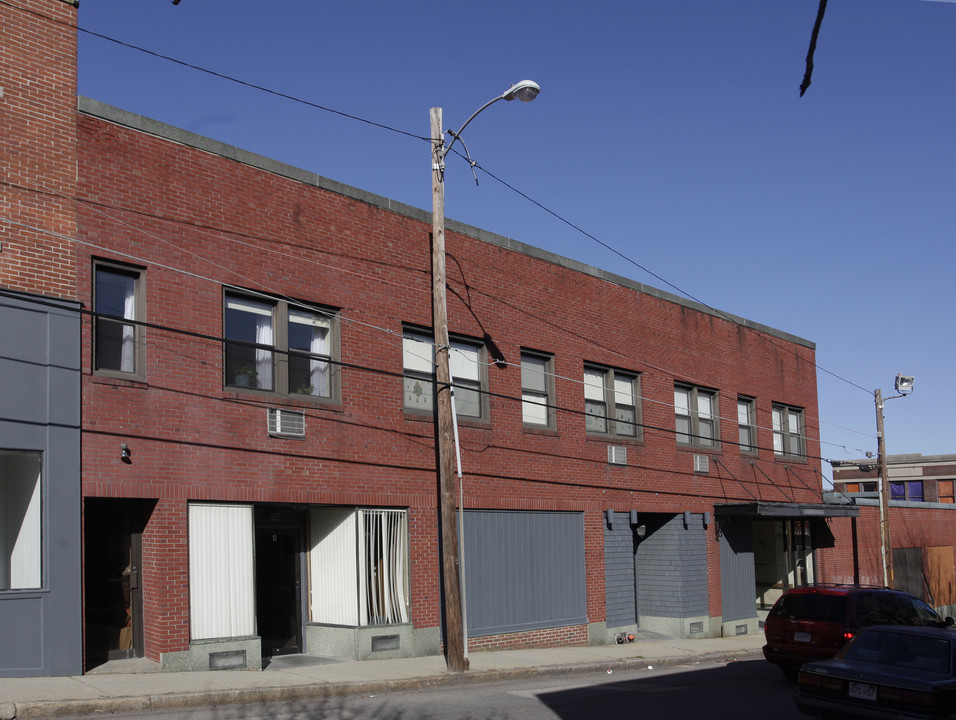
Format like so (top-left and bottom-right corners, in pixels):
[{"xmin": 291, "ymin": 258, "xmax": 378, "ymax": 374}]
[
  {"xmin": 267, "ymin": 408, "xmax": 305, "ymax": 437},
  {"xmin": 608, "ymin": 445, "xmax": 627, "ymax": 465},
  {"xmin": 694, "ymin": 454, "xmax": 709, "ymax": 473}
]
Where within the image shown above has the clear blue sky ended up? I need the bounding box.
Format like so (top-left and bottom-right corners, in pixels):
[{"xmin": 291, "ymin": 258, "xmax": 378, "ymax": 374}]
[{"xmin": 76, "ymin": 0, "xmax": 956, "ymax": 472}]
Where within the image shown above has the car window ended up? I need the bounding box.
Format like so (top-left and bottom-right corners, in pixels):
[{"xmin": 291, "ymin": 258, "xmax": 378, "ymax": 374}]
[
  {"xmin": 852, "ymin": 592, "xmax": 931, "ymax": 626},
  {"xmin": 769, "ymin": 593, "xmax": 846, "ymax": 622},
  {"xmin": 914, "ymin": 598, "xmax": 943, "ymax": 625},
  {"xmin": 843, "ymin": 630, "xmax": 952, "ymax": 674}
]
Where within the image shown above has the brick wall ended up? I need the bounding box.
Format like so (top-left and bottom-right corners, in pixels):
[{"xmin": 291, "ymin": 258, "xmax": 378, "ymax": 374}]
[
  {"xmin": 0, "ymin": 0, "xmax": 77, "ymax": 299},
  {"xmin": 818, "ymin": 504, "xmax": 956, "ymax": 602},
  {"xmin": 74, "ymin": 104, "xmax": 824, "ymax": 651}
]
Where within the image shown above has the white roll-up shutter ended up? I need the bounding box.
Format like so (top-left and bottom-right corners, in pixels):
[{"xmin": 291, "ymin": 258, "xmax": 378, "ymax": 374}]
[
  {"xmin": 188, "ymin": 503, "xmax": 254, "ymax": 640},
  {"xmin": 309, "ymin": 507, "xmax": 359, "ymax": 626}
]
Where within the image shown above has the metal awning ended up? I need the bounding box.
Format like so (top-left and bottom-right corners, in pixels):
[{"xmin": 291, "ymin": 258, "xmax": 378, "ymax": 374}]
[{"xmin": 714, "ymin": 501, "xmax": 859, "ymax": 519}]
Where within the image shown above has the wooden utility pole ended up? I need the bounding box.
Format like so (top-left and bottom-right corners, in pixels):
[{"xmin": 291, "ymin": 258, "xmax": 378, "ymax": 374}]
[
  {"xmin": 875, "ymin": 388, "xmax": 894, "ymax": 589},
  {"xmin": 430, "ymin": 106, "xmax": 467, "ymax": 672}
]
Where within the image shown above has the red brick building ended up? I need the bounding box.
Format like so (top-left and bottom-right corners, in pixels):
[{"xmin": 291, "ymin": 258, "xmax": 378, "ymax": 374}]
[{"xmin": 2, "ymin": 0, "xmax": 865, "ymax": 676}]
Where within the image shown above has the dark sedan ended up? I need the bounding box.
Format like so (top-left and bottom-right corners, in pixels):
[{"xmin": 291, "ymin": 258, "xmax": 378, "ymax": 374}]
[{"xmin": 796, "ymin": 625, "xmax": 956, "ymax": 720}]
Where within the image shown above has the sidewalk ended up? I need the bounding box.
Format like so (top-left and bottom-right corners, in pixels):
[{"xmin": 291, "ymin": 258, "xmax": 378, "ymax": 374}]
[{"xmin": 0, "ymin": 633, "xmax": 766, "ymax": 719}]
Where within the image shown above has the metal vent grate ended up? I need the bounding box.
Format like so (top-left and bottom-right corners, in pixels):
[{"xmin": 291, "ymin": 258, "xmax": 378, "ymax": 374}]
[
  {"xmin": 608, "ymin": 445, "xmax": 627, "ymax": 465},
  {"xmin": 267, "ymin": 408, "xmax": 305, "ymax": 437},
  {"xmin": 693, "ymin": 454, "xmax": 709, "ymax": 473}
]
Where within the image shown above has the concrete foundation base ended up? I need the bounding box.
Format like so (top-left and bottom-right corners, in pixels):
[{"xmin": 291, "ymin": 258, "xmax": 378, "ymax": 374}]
[
  {"xmin": 162, "ymin": 637, "xmax": 262, "ymax": 672},
  {"xmin": 303, "ymin": 624, "xmax": 441, "ymax": 661}
]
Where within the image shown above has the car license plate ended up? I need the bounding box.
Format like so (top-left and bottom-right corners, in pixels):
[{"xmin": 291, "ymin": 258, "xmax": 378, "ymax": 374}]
[
  {"xmin": 794, "ymin": 631, "xmax": 811, "ymax": 643},
  {"xmin": 849, "ymin": 682, "xmax": 877, "ymax": 701}
]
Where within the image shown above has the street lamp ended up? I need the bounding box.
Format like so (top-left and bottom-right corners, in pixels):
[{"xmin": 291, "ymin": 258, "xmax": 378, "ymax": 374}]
[
  {"xmin": 875, "ymin": 373, "xmax": 914, "ymax": 589},
  {"xmin": 430, "ymin": 81, "xmax": 540, "ymax": 673}
]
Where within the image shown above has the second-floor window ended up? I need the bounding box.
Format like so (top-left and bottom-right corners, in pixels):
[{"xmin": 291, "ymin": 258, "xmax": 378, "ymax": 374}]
[
  {"xmin": 891, "ymin": 480, "xmax": 923, "ymax": 502},
  {"xmin": 772, "ymin": 404, "xmax": 805, "ymax": 458},
  {"xmin": 224, "ymin": 292, "xmax": 335, "ymax": 398},
  {"xmin": 675, "ymin": 384, "xmax": 718, "ymax": 447},
  {"xmin": 402, "ymin": 329, "xmax": 485, "ymax": 419},
  {"xmin": 737, "ymin": 396, "xmax": 757, "ymax": 453},
  {"xmin": 94, "ymin": 263, "xmax": 144, "ymax": 377},
  {"xmin": 521, "ymin": 350, "xmax": 554, "ymax": 427},
  {"xmin": 584, "ymin": 365, "xmax": 640, "ymax": 438}
]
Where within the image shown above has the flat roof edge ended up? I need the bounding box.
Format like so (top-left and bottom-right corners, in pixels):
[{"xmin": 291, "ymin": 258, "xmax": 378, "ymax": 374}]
[{"xmin": 77, "ymin": 97, "xmax": 814, "ymax": 350}]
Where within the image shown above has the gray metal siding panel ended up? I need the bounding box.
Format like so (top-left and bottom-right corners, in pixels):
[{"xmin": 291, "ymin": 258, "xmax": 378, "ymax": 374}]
[
  {"xmin": 636, "ymin": 514, "xmax": 708, "ymax": 619},
  {"xmin": 0, "ymin": 293, "xmax": 82, "ymax": 677},
  {"xmin": 719, "ymin": 517, "xmax": 756, "ymax": 622},
  {"xmin": 604, "ymin": 513, "xmax": 637, "ymax": 628},
  {"xmin": 463, "ymin": 510, "xmax": 586, "ymax": 637}
]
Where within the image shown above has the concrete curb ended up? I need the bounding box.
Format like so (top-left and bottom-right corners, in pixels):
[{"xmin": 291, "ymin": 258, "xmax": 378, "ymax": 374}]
[{"xmin": 11, "ymin": 649, "xmax": 763, "ymax": 719}]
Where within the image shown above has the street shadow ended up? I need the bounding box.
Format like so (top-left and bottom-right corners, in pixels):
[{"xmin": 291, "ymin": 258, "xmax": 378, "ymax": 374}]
[
  {"xmin": 535, "ymin": 658, "xmax": 799, "ymax": 720},
  {"xmin": 72, "ymin": 659, "xmax": 796, "ymax": 720}
]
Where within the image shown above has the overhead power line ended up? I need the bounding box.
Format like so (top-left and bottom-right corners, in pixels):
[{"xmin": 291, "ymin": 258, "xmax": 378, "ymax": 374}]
[{"xmin": 8, "ymin": 15, "xmax": 881, "ymax": 445}]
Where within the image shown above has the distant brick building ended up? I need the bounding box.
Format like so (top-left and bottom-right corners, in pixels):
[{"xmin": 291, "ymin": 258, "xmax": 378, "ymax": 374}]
[
  {"xmin": 832, "ymin": 453, "xmax": 956, "ymax": 504},
  {"xmin": 819, "ymin": 454, "xmax": 956, "ymax": 614},
  {"xmin": 3, "ymin": 0, "xmax": 867, "ymax": 677}
]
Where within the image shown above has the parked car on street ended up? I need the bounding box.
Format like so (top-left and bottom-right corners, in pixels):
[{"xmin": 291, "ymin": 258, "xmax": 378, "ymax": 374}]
[
  {"xmin": 796, "ymin": 625, "xmax": 956, "ymax": 720},
  {"xmin": 763, "ymin": 585, "xmax": 952, "ymax": 679}
]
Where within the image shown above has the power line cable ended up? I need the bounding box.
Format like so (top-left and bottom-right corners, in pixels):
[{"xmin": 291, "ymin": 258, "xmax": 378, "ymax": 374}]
[
  {"xmin": 6, "ymin": 16, "xmax": 879, "ymax": 447},
  {"xmin": 1, "ymin": 181, "xmax": 871, "ymax": 459},
  {"xmin": 23, "ymin": 0, "xmax": 879, "ymax": 403},
  {"xmin": 76, "ymin": 26, "xmax": 430, "ymax": 144},
  {"xmin": 468, "ymin": 158, "xmax": 873, "ymax": 397}
]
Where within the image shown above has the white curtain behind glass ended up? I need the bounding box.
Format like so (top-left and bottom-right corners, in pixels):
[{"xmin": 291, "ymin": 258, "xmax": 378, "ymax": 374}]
[
  {"xmin": 254, "ymin": 314, "xmax": 273, "ymax": 390},
  {"xmin": 121, "ymin": 284, "xmax": 136, "ymax": 373},
  {"xmin": 359, "ymin": 509, "xmax": 409, "ymax": 625},
  {"xmin": 290, "ymin": 309, "xmax": 330, "ymax": 396}
]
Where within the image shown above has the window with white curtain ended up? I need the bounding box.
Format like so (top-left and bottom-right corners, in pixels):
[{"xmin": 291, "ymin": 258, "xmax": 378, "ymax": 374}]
[
  {"xmin": 225, "ymin": 295, "xmax": 275, "ymax": 390},
  {"xmin": 674, "ymin": 384, "xmax": 719, "ymax": 447},
  {"xmin": 359, "ymin": 509, "xmax": 409, "ymax": 625},
  {"xmin": 94, "ymin": 264, "xmax": 143, "ymax": 376},
  {"xmin": 0, "ymin": 451, "xmax": 42, "ymax": 591},
  {"xmin": 309, "ymin": 507, "xmax": 409, "ymax": 627},
  {"xmin": 288, "ymin": 309, "xmax": 332, "ymax": 397},
  {"xmin": 224, "ymin": 291, "xmax": 338, "ymax": 399},
  {"xmin": 402, "ymin": 329, "xmax": 485, "ymax": 419}
]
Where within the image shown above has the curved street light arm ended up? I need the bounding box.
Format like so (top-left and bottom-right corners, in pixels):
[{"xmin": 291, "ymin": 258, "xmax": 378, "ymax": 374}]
[
  {"xmin": 441, "ymin": 95, "xmax": 503, "ymax": 163},
  {"xmin": 440, "ymin": 80, "xmax": 540, "ymax": 164}
]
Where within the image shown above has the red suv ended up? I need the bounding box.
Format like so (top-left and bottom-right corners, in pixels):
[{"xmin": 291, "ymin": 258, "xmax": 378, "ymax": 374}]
[{"xmin": 762, "ymin": 585, "xmax": 952, "ymax": 679}]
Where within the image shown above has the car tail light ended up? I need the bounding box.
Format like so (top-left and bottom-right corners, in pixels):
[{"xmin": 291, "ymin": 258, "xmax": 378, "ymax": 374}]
[
  {"xmin": 798, "ymin": 670, "xmax": 821, "ymax": 688},
  {"xmin": 820, "ymin": 676, "xmax": 844, "ymax": 692},
  {"xmin": 880, "ymin": 687, "xmax": 902, "ymax": 703},
  {"xmin": 901, "ymin": 690, "xmax": 937, "ymax": 708},
  {"xmin": 842, "ymin": 628, "xmax": 855, "ymax": 641},
  {"xmin": 798, "ymin": 670, "xmax": 843, "ymax": 693},
  {"xmin": 881, "ymin": 686, "xmax": 938, "ymax": 708}
]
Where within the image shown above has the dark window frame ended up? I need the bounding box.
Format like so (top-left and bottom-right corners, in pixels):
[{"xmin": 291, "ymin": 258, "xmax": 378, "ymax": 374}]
[
  {"xmin": 401, "ymin": 327, "xmax": 488, "ymax": 421},
  {"xmin": 93, "ymin": 260, "xmax": 146, "ymax": 380},
  {"xmin": 772, "ymin": 403, "xmax": 806, "ymax": 458},
  {"xmin": 223, "ymin": 290, "xmax": 339, "ymax": 403},
  {"xmin": 583, "ymin": 364, "xmax": 642, "ymax": 440},
  {"xmin": 521, "ymin": 349, "xmax": 555, "ymax": 429},
  {"xmin": 737, "ymin": 395, "xmax": 757, "ymax": 454},
  {"xmin": 674, "ymin": 383, "xmax": 719, "ymax": 448}
]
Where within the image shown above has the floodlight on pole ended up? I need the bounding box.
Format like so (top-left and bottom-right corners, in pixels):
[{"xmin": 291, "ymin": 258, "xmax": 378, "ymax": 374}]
[{"xmin": 430, "ymin": 81, "xmax": 539, "ymax": 673}]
